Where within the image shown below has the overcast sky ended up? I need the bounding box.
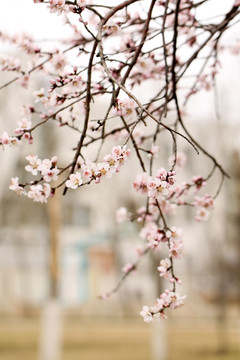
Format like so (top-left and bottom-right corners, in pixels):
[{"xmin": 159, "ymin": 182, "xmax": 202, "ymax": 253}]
[
  {"xmin": 0, "ymin": 0, "xmax": 237, "ymax": 36},
  {"xmin": 0, "ymin": 0, "xmax": 240, "ymax": 127}
]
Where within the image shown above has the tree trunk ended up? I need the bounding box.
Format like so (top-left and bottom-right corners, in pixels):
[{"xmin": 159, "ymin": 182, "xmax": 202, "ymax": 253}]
[{"xmin": 39, "ymin": 193, "xmax": 62, "ymax": 360}]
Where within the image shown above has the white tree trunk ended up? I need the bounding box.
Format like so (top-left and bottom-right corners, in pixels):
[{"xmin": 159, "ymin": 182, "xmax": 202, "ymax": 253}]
[
  {"xmin": 39, "ymin": 300, "xmax": 62, "ymax": 360},
  {"xmin": 151, "ymin": 320, "xmax": 167, "ymax": 360}
]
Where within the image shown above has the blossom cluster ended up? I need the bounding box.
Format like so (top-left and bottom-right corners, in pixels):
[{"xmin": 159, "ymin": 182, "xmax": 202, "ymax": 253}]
[
  {"xmin": 140, "ymin": 290, "xmax": 186, "ymax": 322},
  {"xmin": 0, "ymin": 131, "xmax": 21, "ymax": 148},
  {"xmin": 0, "ymin": 104, "xmax": 36, "ymax": 148},
  {"xmin": 133, "ymin": 168, "xmax": 176, "ymax": 200},
  {"xmin": 194, "ymin": 194, "xmax": 214, "ymax": 222},
  {"xmin": 9, "ymin": 146, "xmax": 130, "ymax": 202},
  {"xmin": 25, "ymin": 154, "xmax": 59, "ymax": 181},
  {"xmin": 114, "ymin": 158, "xmax": 216, "ymax": 321},
  {"xmin": 9, "ymin": 177, "xmax": 51, "ymax": 203},
  {"xmin": 66, "ymin": 145, "xmax": 131, "ymax": 189},
  {"xmin": 0, "ymin": 55, "xmax": 20, "ymax": 72},
  {"xmin": 112, "ymin": 98, "xmax": 137, "ymax": 119},
  {"xmin": 9, "ymin": 155, "xmax": 59, "ymax": 202},
  {"xmin": 37, "ymin": 0, "xmax": 88, "ymax": 15}
]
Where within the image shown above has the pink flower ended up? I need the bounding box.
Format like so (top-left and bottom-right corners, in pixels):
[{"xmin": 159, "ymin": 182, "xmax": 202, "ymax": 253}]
[
  {"xmin": 111, "ymin": 145, "xmax": 130, "ymax": 160},
  {"xmin": 0, "ymin": 56, "xmax": 20, "ymax": 72},
  {"xmin": 66, "ymin": 172, "xmax": 83, "ymax": 189},
  {"xmin": 156, "ymin": 167, "xmax": 167, "ymax": 181},
  {"xmin": 113, "ymin": 98, "xmax": 136, "ymax": 119},
  {"xmin": 95, "ymin": 162, "xmax": 110, "ymax": 180},
  {"xmin": 17, "ymin": 74, "xmax": 29, "ymax": 89},
  {"xmin": 195, "ymin": 207, "xmax": 210, "ymax": 222},
  {"xmin": 133, "ymin": 173, "xmax": 149, "ymax": 194},
  {"xmin": 192, "ymin": 175, "xmax": 206, "ymax": 192},
  {"xmin": 140, "ymin": 223, "xmax": 163, "ymax": 248},
  {"xmin": 103, "ymin": 153, "xmax": 119, "ymax": 173},
  {"xmin": 194, "ymin": 194, "xmax": 214, "ymax": 209},
  {"xmin": 48, "ymin": 0, "xmax": 67, "ymax": 14},
  {"xmin": 166, "ymin": 227, "xmax": 183, "ymax": 239},
  {"xmin": 159, "ymin": 289, "xmax": 186, "ymax": 310},
  {"xmin": 169, "ymin": 237, "xmax": 183, "ymax": 259},
  {"xmin": 157, "ymin": 258, "xmax": 172, "ymax": 280},
  {"xmin": 61, "ymin": 74, "xmax": 83, "ymax": 95},
  {"xmin": 147, "ymin": 176, "xmax": 170, "ymax": 199},
  {"xmin": 15, "ymin": 118, "xmax": 32, "ymax": 135},
  {"xmin": 122, "ymin": 263, "xmax": 135, "ymax": 273},
  {"xmin": 82, "ymin": 161, "xmax": 97, "ymax": 179},
  {"xmin": 166, "ymin": 227, "xmax": 183, "ymax": 259},
  {"xmin": 194, "ymin": 194, "xmax": 214, "ymax": 222},
  {"xmin": 146, "ymin": 177, "xmax": 156, "ymax": 190},
  {"xmin": 0, "ymin": 131, "xmax": 11, "ymax": 146}
]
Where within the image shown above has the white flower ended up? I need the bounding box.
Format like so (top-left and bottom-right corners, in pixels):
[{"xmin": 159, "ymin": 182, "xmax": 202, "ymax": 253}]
[
  {"xmin": 27, "ymin": 183, "xmax": 51, "ymax": 203},
  {"xmin": 9, "ymin": 177, "xmax": 26, "ymax": 196},
  {"xmin": 82, "ymin": 161, "xmax": 97, "ymax": 179},
  {"xmin": 16, "ymin": 118, "xmax": 32, "ymax": 132},
  {"xmin": 42, "ymin": 167, "xmax": 60, "ymax": 183},
  {"xmin": 169, "ymin": 293, "xmax": 186, "ymax": 310},
  {"xmin": 96, "ymin": 162, "xmax": 110, "ymax": 178},
  {"xmin": 103, "ymin": 21, "xmax": 121, "ymax": 36},
  {"xmin": 140, "ymin": 306, "xmax": 153, "ymax": 323},
  {"xmin": 66, "ymin": 172, "xmax": 83, "ymax": 189},
  {"xmin": 157, "ymin": 258, "xmax": 171, "ymax": 280},
  {"xmin": 33, "ymin": 88, "xmax": 45, "ymax": 102},
  {"xmin": 77, "ymin": 0, "xmax": 87, "ymax": 6},
  {"xmin": 103, "ymin": 153, "xmax": 119, "ymax": 173},
  {"xmin": 195, "ymin": 207, "xmax": 210, "ymax": 222},
  {"xmin": 25, "ymin": 155, "xmax": 41, "ymax": 175},
  {"xmin": 38, "ymin": 158, "xmax": 52, "ymax": 172},
  {"xmin": 116, "ymin": 207, "xmax": 129, "ymax": 223}
]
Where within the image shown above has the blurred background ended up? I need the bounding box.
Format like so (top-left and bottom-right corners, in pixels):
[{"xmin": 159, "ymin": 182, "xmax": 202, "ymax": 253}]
[{"xmin": 0, "ymin": 1, "xmax": 240, "ymax": 360}]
